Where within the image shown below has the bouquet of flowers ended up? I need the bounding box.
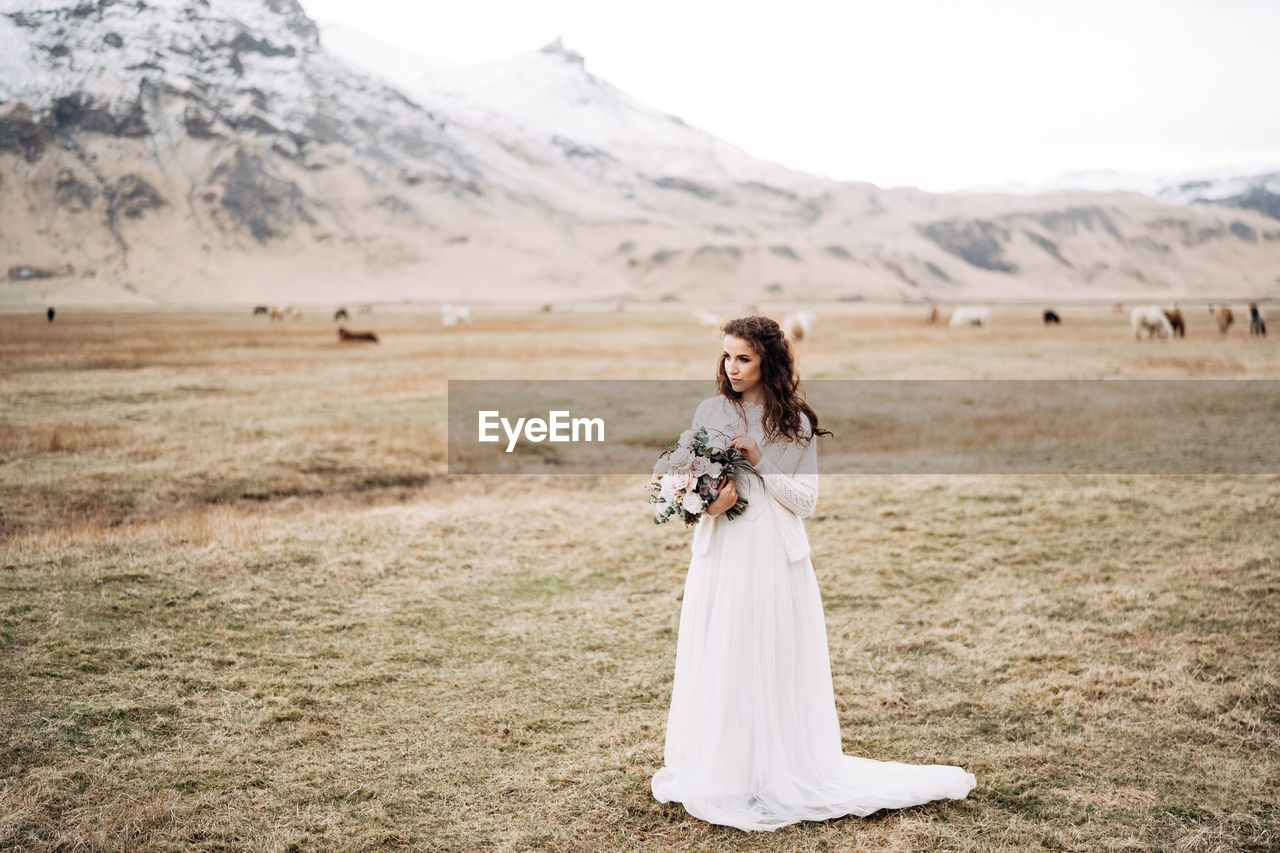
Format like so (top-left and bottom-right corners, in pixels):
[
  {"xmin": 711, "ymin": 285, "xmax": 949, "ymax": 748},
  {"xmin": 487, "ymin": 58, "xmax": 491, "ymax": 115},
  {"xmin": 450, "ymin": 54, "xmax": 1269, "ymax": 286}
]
[{"xmin": 648, "ymin": 426, "xmax": 756, "ymax": 525}]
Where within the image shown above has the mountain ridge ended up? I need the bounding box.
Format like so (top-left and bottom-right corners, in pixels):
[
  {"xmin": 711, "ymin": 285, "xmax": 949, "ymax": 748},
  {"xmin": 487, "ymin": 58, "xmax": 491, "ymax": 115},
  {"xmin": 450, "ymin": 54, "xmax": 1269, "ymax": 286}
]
[{"xmin": 2, "ymin": 0, "xmax": 1279, "ymax": 305}]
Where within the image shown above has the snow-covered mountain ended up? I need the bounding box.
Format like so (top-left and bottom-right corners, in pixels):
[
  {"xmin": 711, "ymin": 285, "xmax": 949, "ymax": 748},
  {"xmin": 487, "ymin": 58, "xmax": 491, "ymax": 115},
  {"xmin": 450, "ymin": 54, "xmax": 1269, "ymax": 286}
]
[
  {"xmin": 325, "ymin": 30, "xmax": 820, "ymax": 191},
  {"xmin": 2, "ymin": 0, "xmax": 1279, "ymax": 305},
  {"xmin": 1150, "ymin": 169, "xmax": 1280, "ymax": 223},
  {"xmin": 968, "ymin": 166, "xmax": 1280, "ymax": 223}
]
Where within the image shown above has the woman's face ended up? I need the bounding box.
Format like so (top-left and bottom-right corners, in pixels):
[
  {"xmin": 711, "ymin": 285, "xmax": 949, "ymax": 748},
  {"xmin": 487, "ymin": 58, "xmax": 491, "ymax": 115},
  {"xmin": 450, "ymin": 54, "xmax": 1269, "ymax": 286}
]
[{"xmin": 722, "ymin": 334, "xmax": 762, "ymax": 396}]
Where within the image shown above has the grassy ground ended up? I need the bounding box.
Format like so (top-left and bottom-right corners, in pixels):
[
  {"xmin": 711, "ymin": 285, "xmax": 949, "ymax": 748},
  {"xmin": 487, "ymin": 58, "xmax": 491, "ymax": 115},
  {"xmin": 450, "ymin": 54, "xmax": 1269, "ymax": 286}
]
[{"xmin": 1, "ymin": 304, "xmax": 1277, "ymax": 851}]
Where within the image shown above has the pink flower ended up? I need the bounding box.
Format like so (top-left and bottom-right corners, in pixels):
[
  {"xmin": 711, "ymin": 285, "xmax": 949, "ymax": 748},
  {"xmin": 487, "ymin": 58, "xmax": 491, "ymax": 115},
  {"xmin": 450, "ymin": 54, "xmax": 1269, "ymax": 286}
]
[
  {"xmin": 689, "ymin": 455, "xmax": 710, "ymax": 477},
  {"xmin": 667, "ymin": 446, "xmax": 694, "ymax": 471},
  {"xmin": 671, "ymin": 471, "xmax": 692, "ymax": 492}
]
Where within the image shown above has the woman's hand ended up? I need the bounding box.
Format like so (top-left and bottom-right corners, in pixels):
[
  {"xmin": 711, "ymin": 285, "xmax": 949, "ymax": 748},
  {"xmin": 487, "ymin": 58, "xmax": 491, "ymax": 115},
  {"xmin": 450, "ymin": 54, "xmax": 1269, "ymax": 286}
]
[
  {"xmin": 729, "ymin": 434, "xmax": 762, "ymax": 466},
  {"xmin": 705, "ymin": 476, "xmax": 738, "ymax": 516}
]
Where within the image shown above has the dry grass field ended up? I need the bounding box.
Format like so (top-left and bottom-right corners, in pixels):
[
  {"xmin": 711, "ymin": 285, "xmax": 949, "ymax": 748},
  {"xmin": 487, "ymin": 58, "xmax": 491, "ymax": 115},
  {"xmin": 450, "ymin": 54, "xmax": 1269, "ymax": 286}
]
[{"xmin": 1, "ymin": 303, "xmax": 1277, "ymax": 852}]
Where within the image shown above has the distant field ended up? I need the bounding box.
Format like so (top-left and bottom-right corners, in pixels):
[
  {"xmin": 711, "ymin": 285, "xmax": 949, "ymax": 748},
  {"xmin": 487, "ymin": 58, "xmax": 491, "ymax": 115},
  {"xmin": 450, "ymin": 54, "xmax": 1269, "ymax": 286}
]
[{"xmin": 1, "ymin": 304, "xmax": 1277, "ymax": 851}]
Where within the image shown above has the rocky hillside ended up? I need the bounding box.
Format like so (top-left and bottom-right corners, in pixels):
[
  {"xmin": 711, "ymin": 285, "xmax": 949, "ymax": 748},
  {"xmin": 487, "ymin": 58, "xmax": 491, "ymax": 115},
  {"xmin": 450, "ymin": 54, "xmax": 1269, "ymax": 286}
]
[{"xmin": 2, "ymin": 0, "xmax": 1279, "ymax": 305}]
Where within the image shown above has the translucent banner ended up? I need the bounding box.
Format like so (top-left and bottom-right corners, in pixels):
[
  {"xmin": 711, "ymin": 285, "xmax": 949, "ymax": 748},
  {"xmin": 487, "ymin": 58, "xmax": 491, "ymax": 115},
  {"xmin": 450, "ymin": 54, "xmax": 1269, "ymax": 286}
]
[{"xmin": 447, "ymin": 380, "xmax": 1280, "ymax": 474}]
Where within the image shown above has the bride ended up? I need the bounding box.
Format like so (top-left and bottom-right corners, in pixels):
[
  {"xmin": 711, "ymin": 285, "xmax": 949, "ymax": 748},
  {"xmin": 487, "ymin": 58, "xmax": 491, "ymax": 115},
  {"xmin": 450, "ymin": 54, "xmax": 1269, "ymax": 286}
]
[{"xmin": 651, "ymin": 315, "xmax": 976, "ymax": 832}]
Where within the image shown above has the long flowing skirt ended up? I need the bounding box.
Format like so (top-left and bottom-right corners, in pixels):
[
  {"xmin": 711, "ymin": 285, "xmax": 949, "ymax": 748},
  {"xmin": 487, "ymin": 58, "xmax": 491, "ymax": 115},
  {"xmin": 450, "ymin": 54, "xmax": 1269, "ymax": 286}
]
[{"xmin": 651, "ymin": 482, "xmax": 976, "ymax": 831}]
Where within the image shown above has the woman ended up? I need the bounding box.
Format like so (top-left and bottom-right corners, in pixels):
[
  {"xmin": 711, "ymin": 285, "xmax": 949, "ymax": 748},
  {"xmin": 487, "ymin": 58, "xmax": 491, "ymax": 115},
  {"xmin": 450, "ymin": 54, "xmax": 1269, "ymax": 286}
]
[{"xmin": 651, "ymin": 315, "xmax": 976, "ymax": 831}]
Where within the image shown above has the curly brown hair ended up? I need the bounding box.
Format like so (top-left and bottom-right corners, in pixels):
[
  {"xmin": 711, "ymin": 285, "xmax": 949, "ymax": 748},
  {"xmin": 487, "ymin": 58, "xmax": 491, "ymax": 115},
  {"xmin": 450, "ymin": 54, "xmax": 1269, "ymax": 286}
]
[{"xmin": 716, "ymin": 315, "xmax": 832, "ymax": 445}]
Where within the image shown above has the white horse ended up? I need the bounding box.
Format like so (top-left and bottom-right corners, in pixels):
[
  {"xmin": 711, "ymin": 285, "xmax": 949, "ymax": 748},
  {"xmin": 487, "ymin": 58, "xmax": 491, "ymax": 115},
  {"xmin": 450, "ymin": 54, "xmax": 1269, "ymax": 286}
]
[
  {"xmin": 949, "ymin": 306, "xmax": 989, "ymax": 328},
  {"xmin": 1130, "ymin": 305, "xmax": 1173, "ymax": 340},
  {"xmin": 442, "ymin": 303, "xmax": 471, "ymax": 327},
  {"xmin": 783, "ymin": 310, "xmax": 815, "ymax": 342}
]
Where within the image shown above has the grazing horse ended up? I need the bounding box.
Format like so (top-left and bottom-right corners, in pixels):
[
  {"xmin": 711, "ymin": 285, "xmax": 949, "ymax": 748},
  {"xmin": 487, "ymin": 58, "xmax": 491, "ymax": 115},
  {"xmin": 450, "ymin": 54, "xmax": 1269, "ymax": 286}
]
[
  {"xmin": 783, "ymin": 310, "xmax": 815, "ymax": 342},
  {"xmin": 338, "ymin": 327, "xmax": 379, "ymax": 343},
  {"xmin": 334, "ymin": 307, "xmax": 349, "ymax": 321},
  {"xmin": 253, "ymin": 305, "xmax": 268, "ymax": 316},
  {"xmin": 1210, "ymin": 304, "xmax": 1233, "ymax": 334},
  {"xmin": 1131, "ymin": 305, "xmax": 1173, "ymax": 340},
  {"xmin": 1163, "ymin": 309, "xmax": 1185, "ymax": 337},
  {"xmin": 1250, "ymin": 303, "xmax": 1267, "ymax": 336},
  {"xmin": 441, "ymin": 303, "xmax": 471, "ymax": 327},
  {"xmin": 949, "ymin": 306, "xmax": 989, "ymax": 328},
  {"xmin": 1043, "ymin": 309, "xmax": 1061, "ymax": 325},
  {"xmin": 47, "ymin": 307, "xmax": 55, "ymax": 323}
]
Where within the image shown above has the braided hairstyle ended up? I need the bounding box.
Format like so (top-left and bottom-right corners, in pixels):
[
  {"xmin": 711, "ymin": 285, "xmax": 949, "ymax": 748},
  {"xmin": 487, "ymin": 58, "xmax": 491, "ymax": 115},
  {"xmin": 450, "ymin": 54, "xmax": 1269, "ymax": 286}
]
[{"xmin": 716, "ymin": 315, "xmax": 831, "ymax": 445}]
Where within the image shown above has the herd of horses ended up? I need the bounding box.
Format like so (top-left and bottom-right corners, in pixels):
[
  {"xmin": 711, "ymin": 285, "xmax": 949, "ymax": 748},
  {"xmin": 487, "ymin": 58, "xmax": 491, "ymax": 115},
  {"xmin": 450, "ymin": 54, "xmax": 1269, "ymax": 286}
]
[
  {"xmin": 926, "ymin": 301, "xmax": 1266, "ymax": 340},
  {"xmin": 253, "ymin": 303, "xmax": 379, "ymax": 343},
  {"xmin": 249, "ymin": 302, "xmax": 475, "ymax": 343},
  {"xmin": 1126, "ymin": 302, "xmax": 1266, "ymax": 340},
  {"xmin": 237, "ymin": 300, "xmax": 1270, "ymax": 346}
]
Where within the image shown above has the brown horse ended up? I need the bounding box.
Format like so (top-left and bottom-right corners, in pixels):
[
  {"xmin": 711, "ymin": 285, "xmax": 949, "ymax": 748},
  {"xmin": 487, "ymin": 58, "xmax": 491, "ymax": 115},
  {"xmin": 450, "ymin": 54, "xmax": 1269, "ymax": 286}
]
[
  {"xmin": 1163, "ymin": 309, "xmax": 1185, "ymax": 337},
  {"xmin": 338, "ymin": 327, "xmax": 379, "ymax": 343},
  {"xmin": 1210, "ymin": 304, "xmax": 1233, "ymax": 334}
]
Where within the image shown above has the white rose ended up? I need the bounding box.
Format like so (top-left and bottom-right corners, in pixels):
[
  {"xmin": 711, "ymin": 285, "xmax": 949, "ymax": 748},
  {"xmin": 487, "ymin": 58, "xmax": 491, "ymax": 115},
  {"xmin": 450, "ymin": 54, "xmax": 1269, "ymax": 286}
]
[
  {"xmin": 678, "ymin": 428, "xmax": 696, "ymax": 448},
  {"xmin": 689, "ymin": 455, "xmax": 710, "ymax": 477},
  {"xmin": 667, "ymin": 446, "xmax": 694, "ymax": 471},
  {"xmin": 659, "ymin": 474, "xmax": 677, "ymax": 502},
  {"xmin": 652, "ymin": 456, "xmax": 670, "ymax": 477},
  {"xmin": 705, "ymin": 460, "xmax": 723, "ymax": 479},
  {"xmin": 671, "ymin": 471, "xmax": 692, "ymax": 492},
  {"xmin": 681, "ymin": 492, "xmax": 704, "ymax": 514}
]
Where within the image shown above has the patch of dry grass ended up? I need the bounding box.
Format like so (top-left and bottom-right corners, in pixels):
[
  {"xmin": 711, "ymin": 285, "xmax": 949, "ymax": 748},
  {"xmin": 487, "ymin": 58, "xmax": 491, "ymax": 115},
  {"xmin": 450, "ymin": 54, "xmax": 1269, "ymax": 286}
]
[{"xmin": 1, "ymin": 305, "xmax": 1277, "ymax": 851}]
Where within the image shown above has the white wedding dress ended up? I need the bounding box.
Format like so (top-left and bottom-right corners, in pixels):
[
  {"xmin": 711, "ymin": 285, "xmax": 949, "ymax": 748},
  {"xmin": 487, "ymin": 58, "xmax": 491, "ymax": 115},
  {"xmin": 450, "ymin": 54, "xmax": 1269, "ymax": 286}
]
[{"xmin": 652, "ymin": 396, "xmax": 976, "ymax": 832}]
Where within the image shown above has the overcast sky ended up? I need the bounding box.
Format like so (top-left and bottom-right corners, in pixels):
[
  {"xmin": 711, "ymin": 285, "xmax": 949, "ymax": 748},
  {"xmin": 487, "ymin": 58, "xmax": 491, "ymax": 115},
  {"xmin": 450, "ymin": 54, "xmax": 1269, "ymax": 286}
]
[{"xmin": 300, "ymin": 0, "xmax": 1280, "ymax": 192}]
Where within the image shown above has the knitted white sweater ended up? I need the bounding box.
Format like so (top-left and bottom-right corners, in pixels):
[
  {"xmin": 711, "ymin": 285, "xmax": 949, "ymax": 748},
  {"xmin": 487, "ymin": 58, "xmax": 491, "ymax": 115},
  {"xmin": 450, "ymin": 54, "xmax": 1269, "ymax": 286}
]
[{"xmin": 689, "ymin": 395, "xmax": 819, "ymax": 562}]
